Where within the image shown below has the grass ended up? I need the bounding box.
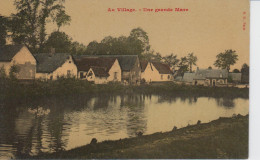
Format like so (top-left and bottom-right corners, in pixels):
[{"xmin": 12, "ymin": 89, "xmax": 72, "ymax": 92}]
[{"xmin": 29, "ymin": 114, "xmax": 249, "ymax": 159}]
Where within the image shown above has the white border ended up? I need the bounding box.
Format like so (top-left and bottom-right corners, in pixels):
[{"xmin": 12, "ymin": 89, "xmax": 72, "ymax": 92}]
[{"xmin": 249, "ymin": 1, "xmax": 260, "ymax": 159}]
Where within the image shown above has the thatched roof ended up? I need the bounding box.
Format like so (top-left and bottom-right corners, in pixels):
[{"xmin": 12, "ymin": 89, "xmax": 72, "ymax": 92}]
[
  {"xmin": 0, "ymin": 45, "xmax": 24, "ymax": 62},
  {"xmin": 74, "ymin": 55, "xmax": 139, "ymax": 71},
  {"xmin": 194, "ymin": 69, "xmax": 228, "ymax": 80},
  {"xmin": 34, "ymin": 53, "xmax": 71, "ymax": 73}
]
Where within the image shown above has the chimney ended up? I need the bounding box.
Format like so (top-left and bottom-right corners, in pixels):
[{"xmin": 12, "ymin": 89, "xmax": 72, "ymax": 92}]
[{"xmin": 49, "ymin": 47, "xmax": 55, "ymax": 56}]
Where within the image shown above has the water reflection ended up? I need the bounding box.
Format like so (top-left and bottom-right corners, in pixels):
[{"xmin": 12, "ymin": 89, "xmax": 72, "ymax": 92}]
[{"xmin": 0, "ymin": 95, "xmax": 248, "ymax": 159}]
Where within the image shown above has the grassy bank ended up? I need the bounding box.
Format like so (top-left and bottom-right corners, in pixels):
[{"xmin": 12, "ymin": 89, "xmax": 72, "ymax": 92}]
[
  {"xmin": 30, "ymin": 114, "xmax": 248, "ymax": 159},
  {"xmin": 0, "ymin": 78, "xmax": 249, "ymax": 102}
]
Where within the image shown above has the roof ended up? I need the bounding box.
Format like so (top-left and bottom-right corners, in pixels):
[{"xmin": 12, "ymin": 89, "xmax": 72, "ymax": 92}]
[
  {"xmin": 0, "ymin": 45, "xmax": 25, "ymax": 62},
  {"xmin": 229, "ymin": 73, "xmax": 242, "ymax": 81},
  {"xmin": 194, "ymin": 69, "xmax": 228, "ymax": 80},
  {"xmin": 140, "ymin": 60, "xmax": 148, "ymax": 72},
  {"xmin": 74, "ymin": 55, "xmax": 139, "ymax": 71},
  {"xmin": 183, "ymin": 72, "xmax": 195, "ymax": 83},
  {"xmin": 74, "ymin": 57, "xmax": 116, "ymax": 77},
  {"xmin": 91, "ymin": 67, "xmax": 110, "ymax": 77},
  {"xmin": 34, "ymin": 53, "xmax": 71, "ymax": 73},
  {"xmin": 152, "ymin": 62, "xmax": 173, "ymax": 74}
]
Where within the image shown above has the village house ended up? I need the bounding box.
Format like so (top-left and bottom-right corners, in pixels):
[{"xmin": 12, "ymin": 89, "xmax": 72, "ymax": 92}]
[
  {"xmin": 0, "ymin": 45, "xmax": 36, "ymax": 79},
  {"xmin": 74, "ymin": 57, "xmax": 121, "ymax": 84},
  {"xmin": 34, "ymin": 52, "xmax": 77, "ymax": 80},
  {"xmin": 229, "ymin": 73, "xmax": 242, "ymax": 83},
  {"xmin": 192, "ymin": 68, "xmax": 228, "ymax": 86},
  {"xmin": 75, "ymin": 55, "xmax": 141, "ymax": 85},
  {"xmin": 140, "ymin": 61, "xmax": 173, "ymax": 83},
  {"xmin": 182, "ymin": 72, "xmax": 196, "ymax": 84}
]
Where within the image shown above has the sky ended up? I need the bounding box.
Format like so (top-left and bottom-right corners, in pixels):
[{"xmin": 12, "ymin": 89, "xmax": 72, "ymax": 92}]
[{"xmin": 0, "ymin": 0, "xmax": 250, "ymax": 69}]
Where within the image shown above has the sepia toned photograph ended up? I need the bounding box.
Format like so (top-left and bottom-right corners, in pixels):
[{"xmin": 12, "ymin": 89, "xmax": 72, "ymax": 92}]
[{"xmin": 0, "ymin": 0, "xmax": 249, "ymax": 159}]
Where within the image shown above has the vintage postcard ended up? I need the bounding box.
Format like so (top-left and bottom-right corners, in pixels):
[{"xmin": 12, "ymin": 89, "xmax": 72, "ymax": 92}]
[{"xmin": 0, "ymin": 0, "xmax": 249, "ymax": 159}]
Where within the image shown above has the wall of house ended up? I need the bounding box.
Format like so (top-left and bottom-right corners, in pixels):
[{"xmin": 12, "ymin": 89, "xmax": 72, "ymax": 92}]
[
  {"xmin": 36, "ymin": 56, "xmax": 77, "ymax": 80},
  {"xmin": 141, "ymin": 63, "xmax": 172, "ymax": 82},
  {"xmin": 107, "ymin": 59, "xmax": 121, "ymax": 82},
  {"xmin": 35, "ymin": 73, "xmax": 48, "ymax": 80},
  {"xmin": 0, "ymin": 46, "xmax": 36, "ymax": 79}
]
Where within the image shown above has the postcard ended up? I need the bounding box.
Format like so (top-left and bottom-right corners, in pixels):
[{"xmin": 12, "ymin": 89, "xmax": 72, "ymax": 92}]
[{"xmin": 0, "ymin": 0, "xmax": 249, "ymax": 159}]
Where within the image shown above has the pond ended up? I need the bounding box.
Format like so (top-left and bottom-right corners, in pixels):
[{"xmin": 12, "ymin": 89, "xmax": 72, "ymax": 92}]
[{"xmin": 0, "ymin": 95, "xmax": 248, "ymax": 158}]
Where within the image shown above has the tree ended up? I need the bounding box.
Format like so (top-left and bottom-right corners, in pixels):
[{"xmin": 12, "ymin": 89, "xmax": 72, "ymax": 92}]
[
  {"xmin": 163, "ymin": 53, "xmax": 179, "ymax": 69},
  {"xmin": 44, "ymin": 31, "xmax": 72, "ymax": 53},
  {"xmin": 129, "ymin": 27, "xmax": 150, "ymax": 53},
  {"xmin": 152, "ymin": 52, "xmax": 162, "ymax": 62},
  {"xmin": 9, "ymin": 0, "xmax": 70, "ymax": 52},
  {"xmin": 0, "ymin": 16, "xmax": 9, "ymax": 45},
  {"xmin": 177, "ymin": 56, "xmax": 189, "ymax": 76},
  {"xmin": 208, "ymin": 66, "xmax": 212, "ymax": 69},
  {"xmin": 214, "ymin": 49, "xmax": 238, "ymax": 72},
  {"xmin": 187, "ymin": 52, "xmax": 197, "ymax": 72},
  {"xmin": 232, "ymin": 69, "xmax": 240, "ymax": 73},
  {"xmin": 241, "ymin": 63, "xmax": 249, "ymax": 84}
]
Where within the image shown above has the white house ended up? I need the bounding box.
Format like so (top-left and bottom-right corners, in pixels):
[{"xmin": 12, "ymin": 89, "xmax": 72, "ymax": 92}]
[
  {"xmin": 34, "ymin": 53, "xmax": 77, "ymax": 80},
  {"xmin": 140, "ymin": 61, "xmax": 173, "ymax": 83},
  {"xmin": 75, "ymin": 57, "xmax": 121, "ymax": 84},
  {"xmin": 0, "ymin": 45, "xmax": 36, "ymax": 79}
]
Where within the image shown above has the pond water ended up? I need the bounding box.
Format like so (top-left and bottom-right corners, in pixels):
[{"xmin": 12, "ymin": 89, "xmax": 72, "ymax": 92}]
[{"xmin": 0, "ymin": 95, "xmax": 248, "ymax": 158}]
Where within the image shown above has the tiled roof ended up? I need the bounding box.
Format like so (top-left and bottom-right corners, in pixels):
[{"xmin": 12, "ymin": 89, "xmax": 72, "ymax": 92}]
[
  {"xmin": 34, "ymin": 53, "xmax": 71, "ymax": 73},
  {"xmin": 0, "ymin": 45, "xmax": 24, "ymax": 61},
  {"xmin": 74, "ymin": 57, "xmax": 116, "ymax": 77},
  {"xmin": 152, "ymin": 62, "xmax": 173, "ymax": 74}
]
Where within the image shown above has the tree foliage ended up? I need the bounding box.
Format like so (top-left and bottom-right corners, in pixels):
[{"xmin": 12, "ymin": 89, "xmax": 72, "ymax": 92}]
[
  {"xmin": 9, "ymin": 0, "xmax": 71, "ymax": 53},
  {"xmin": 187, "ymin": 52, "xmax": 197, "ymax": 72},
  {"xmin": 85, "ymin": 28, "xmax": 147, "ymax": 56},
  {"xmin": 177, "ymin": 57, "xmax": 189, "ymax": 76},
  {"xmin": 163, "ymin": 53, "xmax": 179, "ymax": 69},
  {"xmin": 214, "ymin": 49, "xmax": 238, "ymax": 72},
  {"xmin": 0, "ymin": 16, "xmax": 9, "ymax": 45}
]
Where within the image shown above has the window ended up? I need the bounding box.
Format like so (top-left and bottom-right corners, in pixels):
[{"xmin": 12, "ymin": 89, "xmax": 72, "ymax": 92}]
[
  {"xmin": 50, "ymin": 75, "xmax": 53, "ymax": 80},
  {"xmin": 114, "ymin": 72, "xmax": 118, "ymax": 80},
  {"xmin": 161, "ymin": 75, "xmax": 163, "ymax": 80},
  {"xmin": 168, "ymin": 75, "xmax": 171, "ymax": 80}
]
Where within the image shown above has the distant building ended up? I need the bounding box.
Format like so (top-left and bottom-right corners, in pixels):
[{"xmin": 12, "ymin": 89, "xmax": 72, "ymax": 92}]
[
  {"xmin": 193, "ymin": 68, "xmax": 228, "ymax": 86},
  {"xmin": 182, "ymin": 72, "xmax": 196, "ymax": 83},
  {"xmin": 229, "ymin": 73, "xmax": 242, "ymax": 83},
  {"xmin": 34, "ymin": 53, "xmax": 77, "ymax": 80},
  {"xmin": 140, "ymin": 61, "xmax": 173, "ymax": 83},
  {"xmin": 0, "ymin": 45, "xmax": 36, "ymax": 79},
  {"xmin": 74, "ymin": 55, "xmax": 141, "ymax": 84},
  {"xmin": 74, "ymin": 57, "xmax": 121, "ymax": 84}
]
